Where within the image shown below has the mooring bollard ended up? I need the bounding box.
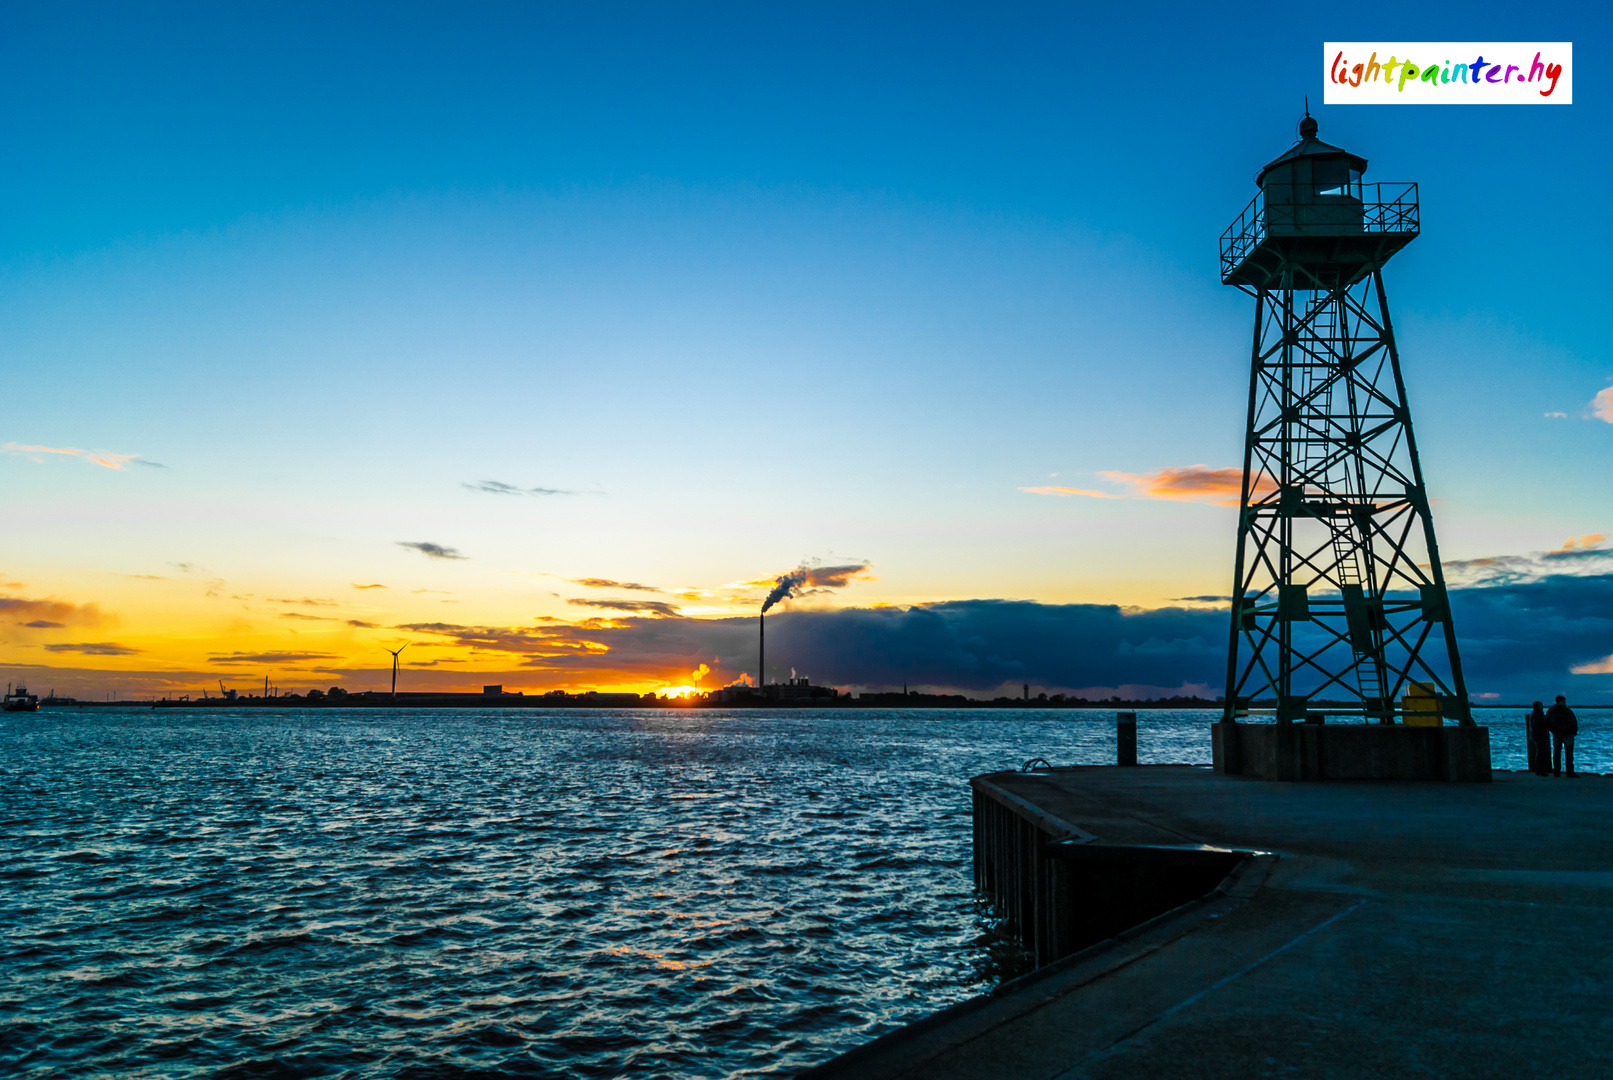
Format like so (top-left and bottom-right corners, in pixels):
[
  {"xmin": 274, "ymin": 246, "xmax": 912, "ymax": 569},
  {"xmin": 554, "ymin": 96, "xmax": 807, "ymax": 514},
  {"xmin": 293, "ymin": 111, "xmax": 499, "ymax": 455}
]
[{"xmin": 1116, "ymin": 712, "xmax": 1137, "ymax": 766}]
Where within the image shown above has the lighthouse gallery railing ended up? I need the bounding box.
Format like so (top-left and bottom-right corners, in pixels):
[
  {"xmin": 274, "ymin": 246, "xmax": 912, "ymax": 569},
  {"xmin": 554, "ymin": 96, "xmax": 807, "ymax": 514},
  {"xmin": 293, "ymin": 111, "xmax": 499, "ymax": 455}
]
[{"xmin": 1220, "ymin": 182, "xmax": 1419, "ymax": 284}]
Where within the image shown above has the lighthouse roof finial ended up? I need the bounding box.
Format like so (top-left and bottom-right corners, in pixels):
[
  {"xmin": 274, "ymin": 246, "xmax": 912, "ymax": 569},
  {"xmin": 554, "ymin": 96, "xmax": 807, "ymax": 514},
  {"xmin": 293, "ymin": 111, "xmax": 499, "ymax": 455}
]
[{"xmin": 1299, "ymin": 99, "xmax": 1318, "ymax": 140}]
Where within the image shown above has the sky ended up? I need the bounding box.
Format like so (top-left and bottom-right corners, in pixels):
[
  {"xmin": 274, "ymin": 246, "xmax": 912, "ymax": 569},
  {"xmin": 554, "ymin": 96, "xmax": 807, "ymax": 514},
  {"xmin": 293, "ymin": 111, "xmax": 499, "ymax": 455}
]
[{"xmin": 2, "ymin": 1, "xmax": 1609, "ymax": 702}]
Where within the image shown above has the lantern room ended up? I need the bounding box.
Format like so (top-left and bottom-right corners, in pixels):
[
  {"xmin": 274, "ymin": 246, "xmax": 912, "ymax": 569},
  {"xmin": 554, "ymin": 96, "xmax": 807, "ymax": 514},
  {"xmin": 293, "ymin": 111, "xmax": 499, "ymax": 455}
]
[
  {"xmin": 1220, "ymin": 115, "xmax": 1419, "ymax": 290},
  {"xmin": 1257, "ymin": 114, "xmax": 1368, "ymax": 236}
]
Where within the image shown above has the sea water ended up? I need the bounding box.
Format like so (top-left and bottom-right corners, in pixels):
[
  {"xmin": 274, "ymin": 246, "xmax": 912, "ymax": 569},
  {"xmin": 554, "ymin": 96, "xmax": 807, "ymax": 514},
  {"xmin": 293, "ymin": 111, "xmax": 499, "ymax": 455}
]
[{"xmin": 0, "ymin": 706, "xmax": 1602, "ymax": 1078}]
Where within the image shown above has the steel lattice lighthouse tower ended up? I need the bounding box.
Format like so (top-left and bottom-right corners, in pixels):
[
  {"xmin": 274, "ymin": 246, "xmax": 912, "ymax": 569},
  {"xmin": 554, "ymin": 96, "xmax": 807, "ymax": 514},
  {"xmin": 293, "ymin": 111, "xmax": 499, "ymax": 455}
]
[{"xmin": 1219, "ymin": 115, "xmax": 1472, "ymax": 727}]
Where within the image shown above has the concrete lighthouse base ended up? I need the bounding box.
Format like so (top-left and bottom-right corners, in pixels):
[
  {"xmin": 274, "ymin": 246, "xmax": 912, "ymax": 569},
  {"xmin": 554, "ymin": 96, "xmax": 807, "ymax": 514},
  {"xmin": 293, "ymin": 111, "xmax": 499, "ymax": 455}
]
[{"xmin": 1211, "ymin": 721, "xmax": 1491, "ymax": 782}]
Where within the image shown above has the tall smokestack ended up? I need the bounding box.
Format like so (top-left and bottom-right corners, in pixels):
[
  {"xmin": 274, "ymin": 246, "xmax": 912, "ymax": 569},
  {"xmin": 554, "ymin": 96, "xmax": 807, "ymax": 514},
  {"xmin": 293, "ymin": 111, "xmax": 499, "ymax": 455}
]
[{"xmin": 759, "ymin": 568, "xmax": 808, "ymax": 693}]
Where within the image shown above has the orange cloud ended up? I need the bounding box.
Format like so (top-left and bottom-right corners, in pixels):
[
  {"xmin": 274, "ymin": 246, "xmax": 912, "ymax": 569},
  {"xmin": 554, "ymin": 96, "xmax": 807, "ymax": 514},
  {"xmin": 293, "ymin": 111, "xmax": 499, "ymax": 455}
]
[
  {"xmin": 1558, "ymin": 534, "xmax": 1608, "ymax": 553},
  {"xmin": 1593, "ymin": 387, "xmax": 1613, "ymax": 423},
  {"xmin": 1571, "ymin": 654, "xmax": 1613, "ymax": 675},
  {"xmin": 1022, "ymin": 467, "xmax": 1276, "ymax": 506},
  {"xmin": 1020, "ymin": 486, "xmax": 1121, "ymax": 499},
  {"xmin": 1099, "ymin": 465, "xmax": 1277, "ymax": 506}
]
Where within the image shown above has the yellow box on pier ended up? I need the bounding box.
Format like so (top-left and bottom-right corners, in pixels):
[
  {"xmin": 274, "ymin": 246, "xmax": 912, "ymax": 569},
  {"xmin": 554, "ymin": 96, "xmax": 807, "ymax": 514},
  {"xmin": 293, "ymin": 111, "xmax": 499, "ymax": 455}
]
[{"xmin": 1402, "ymin": 681, "xmax": 1442, "ymax": 726}]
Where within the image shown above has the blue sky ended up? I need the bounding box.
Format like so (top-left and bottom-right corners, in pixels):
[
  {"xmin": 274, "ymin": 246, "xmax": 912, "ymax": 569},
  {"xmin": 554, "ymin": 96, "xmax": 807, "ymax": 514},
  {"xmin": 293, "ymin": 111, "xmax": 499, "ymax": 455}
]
[{"xmin": 1, "ymin": 1, "xmax": 1609, "ymax": 699}]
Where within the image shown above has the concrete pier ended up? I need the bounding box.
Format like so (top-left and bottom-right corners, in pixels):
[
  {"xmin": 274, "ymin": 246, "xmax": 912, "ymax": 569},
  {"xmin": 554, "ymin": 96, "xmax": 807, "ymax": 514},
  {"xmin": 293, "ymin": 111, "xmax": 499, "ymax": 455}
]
[{"xmin": 803, "ymin": 765, "xmax": 1613, "ymax": 1079}]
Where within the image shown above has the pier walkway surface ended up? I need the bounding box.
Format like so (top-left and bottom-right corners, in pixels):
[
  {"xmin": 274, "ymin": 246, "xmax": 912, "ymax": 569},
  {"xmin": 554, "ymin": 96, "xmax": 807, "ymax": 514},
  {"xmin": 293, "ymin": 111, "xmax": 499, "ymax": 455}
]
[{"xmin": 804, "ymin": 766, "xmax": 1613, "ymax": 1080}]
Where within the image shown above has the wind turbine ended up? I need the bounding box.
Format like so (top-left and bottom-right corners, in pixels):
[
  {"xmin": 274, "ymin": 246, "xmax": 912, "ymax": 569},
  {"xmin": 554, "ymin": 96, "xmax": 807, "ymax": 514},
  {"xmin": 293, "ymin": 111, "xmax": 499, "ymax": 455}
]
[{"xmin": 384, "ymin": 644, "xmax": 407, "ymax": 703}]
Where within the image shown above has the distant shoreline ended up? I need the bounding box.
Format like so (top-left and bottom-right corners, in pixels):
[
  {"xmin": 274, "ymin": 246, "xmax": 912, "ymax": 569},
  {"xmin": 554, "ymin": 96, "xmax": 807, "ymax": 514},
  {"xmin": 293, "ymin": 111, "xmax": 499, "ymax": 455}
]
[{"xmin": 29, "ymin": 696, "xmax": 1552, "ymax": 713}]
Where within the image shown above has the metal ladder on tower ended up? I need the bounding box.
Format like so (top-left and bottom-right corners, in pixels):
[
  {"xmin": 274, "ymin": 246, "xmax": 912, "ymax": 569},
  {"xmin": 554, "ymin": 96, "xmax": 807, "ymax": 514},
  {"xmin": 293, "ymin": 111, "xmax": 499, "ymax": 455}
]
[
  {"xmin": 1296, "ymin": 296, "xmax": 1336, "ymax": 502},
  {"xmin": 1333, "ymin": 507, "xmax": 1386, "ymax": 718},
  {"xmin": 1310, "ymin": 294, "xmax": 1385, "ymax": 719}
]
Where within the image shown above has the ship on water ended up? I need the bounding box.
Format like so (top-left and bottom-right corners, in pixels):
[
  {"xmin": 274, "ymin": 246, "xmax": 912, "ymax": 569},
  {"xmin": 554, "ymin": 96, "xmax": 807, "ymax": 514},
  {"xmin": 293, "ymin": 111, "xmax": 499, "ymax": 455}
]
[{"xmin": 3, "ymin": 683, "xmax": 40, "ymax": 712}]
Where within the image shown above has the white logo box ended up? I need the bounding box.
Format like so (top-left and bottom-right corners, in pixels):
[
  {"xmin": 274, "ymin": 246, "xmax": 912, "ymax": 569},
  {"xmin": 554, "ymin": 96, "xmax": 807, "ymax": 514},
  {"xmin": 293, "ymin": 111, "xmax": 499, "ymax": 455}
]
[{"xmin": 1323, "ymin": 42, "xmax": 1571, "ymax": 104}]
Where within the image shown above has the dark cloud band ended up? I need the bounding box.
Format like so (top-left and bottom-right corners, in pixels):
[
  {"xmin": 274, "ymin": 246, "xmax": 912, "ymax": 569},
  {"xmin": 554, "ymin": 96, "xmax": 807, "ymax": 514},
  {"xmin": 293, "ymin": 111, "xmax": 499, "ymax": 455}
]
[{"xmin": 407, "ymin": 574, "xmax": 1613, "ymax": 702}]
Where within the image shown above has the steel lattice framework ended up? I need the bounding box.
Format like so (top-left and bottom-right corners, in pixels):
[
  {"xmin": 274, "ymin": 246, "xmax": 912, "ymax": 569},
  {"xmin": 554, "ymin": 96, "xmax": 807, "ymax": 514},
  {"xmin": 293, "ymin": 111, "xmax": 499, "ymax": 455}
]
[
  {"xmin": 1222, "ymin": 271, "xmax": 1471, "ymax": 723},
  {"xmin": 1218, "ymin": 118, "xmax": 1471, "ymax": 726}
]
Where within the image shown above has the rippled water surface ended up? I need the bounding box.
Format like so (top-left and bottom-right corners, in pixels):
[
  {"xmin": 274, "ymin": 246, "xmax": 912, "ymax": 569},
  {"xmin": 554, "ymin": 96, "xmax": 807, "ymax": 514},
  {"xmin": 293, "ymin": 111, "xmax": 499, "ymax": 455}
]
[{"xmin": 0, "ymin": 706, "xmax": 1604, "ymax": 1077}]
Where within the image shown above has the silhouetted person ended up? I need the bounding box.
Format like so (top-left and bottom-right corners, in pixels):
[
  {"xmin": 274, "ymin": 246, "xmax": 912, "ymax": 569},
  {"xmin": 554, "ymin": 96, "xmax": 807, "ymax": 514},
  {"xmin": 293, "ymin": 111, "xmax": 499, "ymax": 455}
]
[
  {"xmin": 1527, "ymin": 701, "xmax": 1550, "ymax": 775},
  {"xmin": 1546, "ymin": 695, "xmax": 1578, "ymax": 776}
]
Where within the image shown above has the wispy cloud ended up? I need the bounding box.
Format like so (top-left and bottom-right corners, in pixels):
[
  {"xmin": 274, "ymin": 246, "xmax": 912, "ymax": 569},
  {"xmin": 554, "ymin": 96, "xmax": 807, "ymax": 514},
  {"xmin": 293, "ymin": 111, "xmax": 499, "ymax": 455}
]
[
  {"xmin": 569, "ymin": 578, "xmax": 659, "ymax": 592},
  {"xmin": 208, "ymin": 651, "xmax": 342, "ymax": 665},
  {"xmin": 280, "ymin": 612, "xmax": 335, "ymax": 621},
  {"xmin": 1592, "ymin": 387, "xmax": 1613, "ymax": 423},
  {"xmin": 567, "ymin": 598, "xmax": 682, "ymax": 617},
  {"xmin": 1445, "ymin": 535, "xmax": 1613, "ymax": 587},
  {"xmin": 3, "ymin": 442, "xmax": 165, "ymax": 470},
  {"xmin": 351, "ymin": 583, "xmax": 388, "ymax": 589},
  {"xmin": 395, "ymin": 623, "xmax": 575, "ymax": 656},
  {"xmin": 346, "ymin": 619, "xmax": 379, "ymax": 628},
  {"xmin": 1545, "ymin": 411, "xmax": 1568, "ymax": 419},
  {"xmin": 43, "ymin": 641, "xmax": 141, "ymax": 655},
  {"xmin": 398, "ymin": 541, "xmax": 468, "ymax": 560},
  {"xmin": 24, "ymin": 620, "xmax": 66, "ymax": 628},
  {"xmin": 462, "ymin": 480, "xmax": 576, "ymax": 496},
  {"xmin": 1021, "ymin": 486, "xmax": 1123, "ymax": 499},
  {"xmin": 269, "ymin": 597, "xmax": 338, "ymax": 606}
]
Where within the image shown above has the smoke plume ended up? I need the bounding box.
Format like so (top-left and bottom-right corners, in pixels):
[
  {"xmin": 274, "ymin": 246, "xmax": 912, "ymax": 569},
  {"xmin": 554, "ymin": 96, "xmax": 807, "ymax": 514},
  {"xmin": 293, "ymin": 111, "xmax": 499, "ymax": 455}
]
[{"xmin": 761, "ymin": 570, "xmax": 808, "ymax": 613}]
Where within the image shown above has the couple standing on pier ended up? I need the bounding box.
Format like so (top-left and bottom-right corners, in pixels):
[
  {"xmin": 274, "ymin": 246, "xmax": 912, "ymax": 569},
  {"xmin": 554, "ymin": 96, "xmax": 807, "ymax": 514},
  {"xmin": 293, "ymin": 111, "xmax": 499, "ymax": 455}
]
[{"xmin": 1527, "ymin": 696, "xmax": 1578, "ymax": 776}]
